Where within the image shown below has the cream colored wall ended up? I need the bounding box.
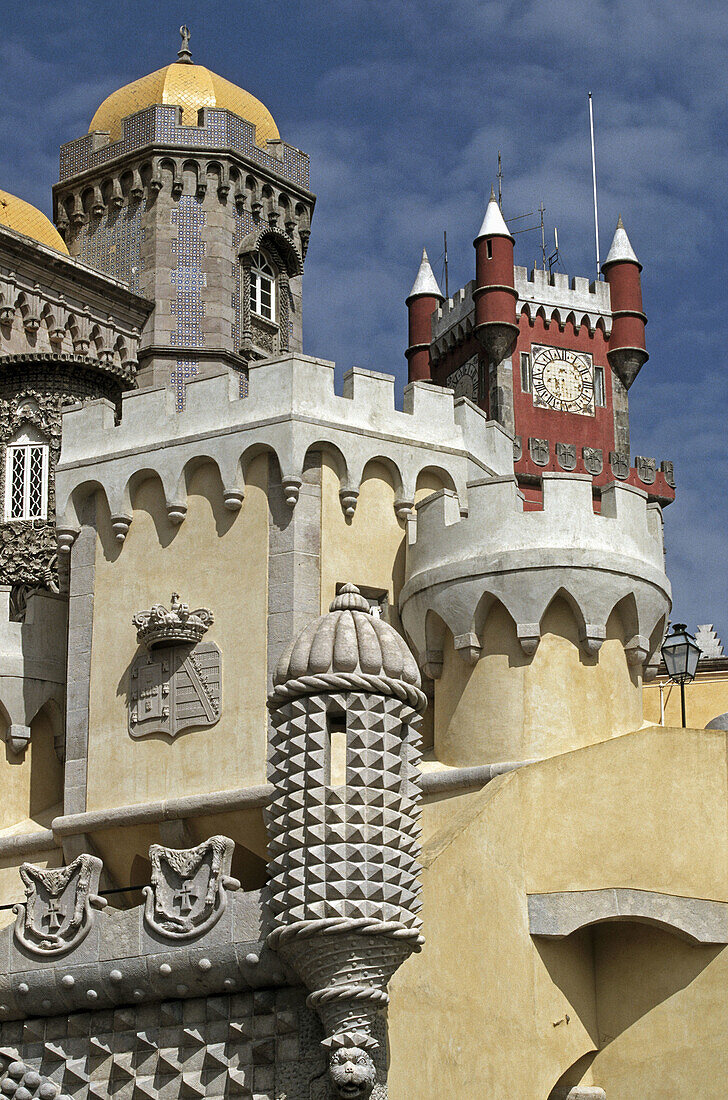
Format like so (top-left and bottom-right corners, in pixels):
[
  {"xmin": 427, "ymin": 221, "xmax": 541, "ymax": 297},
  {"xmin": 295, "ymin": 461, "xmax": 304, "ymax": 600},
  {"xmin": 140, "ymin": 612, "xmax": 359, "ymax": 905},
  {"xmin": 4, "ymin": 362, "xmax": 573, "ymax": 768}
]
[
  {"xmin": 644, "ymin": 670, "xmax": 728, "ymax": 730},
  {"xmin": 434, "ymin": 598, "xmax": 643, "ymax": 766},
  {"xmin": 320, "ymin": 456, "xmax": 406, "ymax": 617},
  {"xmin": 86, "ymin": 456, "xmax": 269, "ymax": 811},
  {"xmin": 387, "ymin": 726, "xmax": 728, "ymax": 1098},
  {"xmin": 0, "ymin": 709, "xmax": 63, "ymax": 912},
  {"xmin": 0, "ymin": 709, "xmax": 63, "ymax": 834}
]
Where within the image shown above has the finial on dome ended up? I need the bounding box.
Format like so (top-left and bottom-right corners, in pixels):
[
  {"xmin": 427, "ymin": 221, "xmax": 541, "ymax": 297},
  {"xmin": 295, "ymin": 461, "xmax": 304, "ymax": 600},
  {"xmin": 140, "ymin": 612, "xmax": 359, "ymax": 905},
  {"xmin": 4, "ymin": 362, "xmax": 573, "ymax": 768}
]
[
  {"xmin": 178, "ymin": 24, "xmax": 193, "ymax": 64},
  {"xmin": 490, "ymin": 184, "xmax": 496, "ymax": 201},
  {"xmin": 329, "ymin": 584, "xmax": 371, "ymax": 613}
]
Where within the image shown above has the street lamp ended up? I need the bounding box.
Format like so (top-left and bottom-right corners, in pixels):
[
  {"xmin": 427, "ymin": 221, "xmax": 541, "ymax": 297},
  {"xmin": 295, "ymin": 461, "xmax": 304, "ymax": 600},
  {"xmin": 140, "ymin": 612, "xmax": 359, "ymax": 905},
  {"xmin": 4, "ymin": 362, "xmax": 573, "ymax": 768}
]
[{"xmin": 661, "ymin": 623, "xmax": 702, "ymax": 728}]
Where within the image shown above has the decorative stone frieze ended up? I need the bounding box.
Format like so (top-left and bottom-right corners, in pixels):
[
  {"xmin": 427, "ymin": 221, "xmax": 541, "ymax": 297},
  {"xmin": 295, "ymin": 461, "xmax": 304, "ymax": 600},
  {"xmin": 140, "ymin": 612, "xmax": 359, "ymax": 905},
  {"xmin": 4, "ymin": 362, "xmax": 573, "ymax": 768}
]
[
  {"xmin": 14, "ymin": 855, "xmax": 106, "ymax": 957},
  {"xmin": 143, "ymin": 836, "xmax": 240, "ymax": 940},
  {"xmin": 660, "ymin": 459, "xmax": 675, "ymax": 488},
  {"xmin": 266, "ymin": 584, "xmax": 425, "ymax": 1097}
]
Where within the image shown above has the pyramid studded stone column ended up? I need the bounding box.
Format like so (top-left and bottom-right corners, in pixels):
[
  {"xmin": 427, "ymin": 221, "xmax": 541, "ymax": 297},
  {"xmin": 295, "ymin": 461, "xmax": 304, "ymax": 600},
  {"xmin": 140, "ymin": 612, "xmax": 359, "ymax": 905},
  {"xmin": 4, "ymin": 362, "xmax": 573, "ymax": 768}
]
[{"xmin": 265, "ymin": 584, "xmax": 427, "ymax": 1098}]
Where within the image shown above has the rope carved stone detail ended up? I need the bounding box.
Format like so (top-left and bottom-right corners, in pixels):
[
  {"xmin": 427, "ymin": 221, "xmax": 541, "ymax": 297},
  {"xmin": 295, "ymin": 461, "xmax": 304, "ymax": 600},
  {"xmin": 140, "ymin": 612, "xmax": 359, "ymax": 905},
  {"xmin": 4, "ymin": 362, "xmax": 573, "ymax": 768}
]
[{"xmin": 265, "ymin": 584, "xmax": 426, "ymax": 1098}]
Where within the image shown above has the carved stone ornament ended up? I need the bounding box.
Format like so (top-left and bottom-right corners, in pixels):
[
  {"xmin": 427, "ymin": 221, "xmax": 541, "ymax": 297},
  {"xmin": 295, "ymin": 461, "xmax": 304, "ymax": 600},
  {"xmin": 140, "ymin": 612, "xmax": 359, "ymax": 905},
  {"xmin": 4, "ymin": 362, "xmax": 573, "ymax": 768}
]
[
  {"xmin": 555, "ymin": 442, "xmax": 577, "ymax": 471},
  {"xmin": 132, "ymin": 592, "xmax": 214, "ymax": 649},
  {"xmin": 513, "ymin": 434, "xmax": 522, "ymax": 462},
  {"xmin": 635, "ymin": 454, "xmax": 656, "ymax": 484},
  {"xmin": 528, "ymin": 436, "xmax": 549, "ymax": 467},
  {"xmin": 14, "ymin": 854, "xmax": 107, "ymax": 956},
  {"xmin": 129, "ymin": 642, "xmax": 221, "ymax": 738},
  {"xmin": 661, "ymin": 459, "xmax": 676, "ymax": 488},
  {"xmin": 143, "ymin": 836, "xmax": 240, "ymax": 940},
  {"xmin": 609, "ymin": 451, "xmax": 629, "ymax": 480},
  {"xmin": 582, "ymin": 446, "xmax": 603, "ymax": 476},
  {"xmin": 329, "ymin": 1047, "xmax": 377, "ymax": 1098}
]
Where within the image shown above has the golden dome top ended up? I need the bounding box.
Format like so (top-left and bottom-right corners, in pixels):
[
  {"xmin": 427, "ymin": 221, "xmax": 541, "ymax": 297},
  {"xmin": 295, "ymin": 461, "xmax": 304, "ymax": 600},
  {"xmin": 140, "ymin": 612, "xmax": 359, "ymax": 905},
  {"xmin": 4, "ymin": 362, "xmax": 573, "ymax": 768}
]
[
  {"xmin": 89, "ymin": 59, "xmax": 280, "ymax": 148},
  {"xmin": 0, "ymin": 190, "xmax": 69, "ymax": 254}
]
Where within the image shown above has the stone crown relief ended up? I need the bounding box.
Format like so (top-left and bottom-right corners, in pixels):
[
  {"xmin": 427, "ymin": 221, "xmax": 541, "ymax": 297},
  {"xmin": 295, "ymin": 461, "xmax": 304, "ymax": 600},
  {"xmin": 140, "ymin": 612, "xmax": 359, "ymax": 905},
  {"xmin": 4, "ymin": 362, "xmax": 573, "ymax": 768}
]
[{"xmin": 129, "ymin": 593, "xmax": 221, "ymax": 739}]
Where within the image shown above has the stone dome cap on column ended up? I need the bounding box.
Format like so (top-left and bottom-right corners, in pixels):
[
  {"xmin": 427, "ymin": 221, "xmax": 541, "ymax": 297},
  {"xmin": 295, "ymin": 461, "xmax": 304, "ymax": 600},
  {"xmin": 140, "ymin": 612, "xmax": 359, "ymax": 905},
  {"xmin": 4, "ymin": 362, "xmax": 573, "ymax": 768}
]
[
  {"xmin": 406, "ymin": 248, "xmax": 444, "ymax": 303},
  {"xmin": 602, "ymin": 215, "xmax": 641, "ymax": 271},
  {"xmin": 269, "ymin": 584, "xmax": 426, "ymax": 710},
  {"xmin": 475, "ymin": 186, "xmax": 514, "ymax": 243}
]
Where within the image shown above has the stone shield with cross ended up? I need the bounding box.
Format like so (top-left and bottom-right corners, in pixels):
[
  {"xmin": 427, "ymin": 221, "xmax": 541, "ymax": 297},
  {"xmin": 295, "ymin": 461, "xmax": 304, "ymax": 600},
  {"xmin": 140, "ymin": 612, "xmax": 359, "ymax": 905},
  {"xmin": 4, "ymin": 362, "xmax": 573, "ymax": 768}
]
[
  {"xmin": 143, "ymin": 836, "xmax": 240, "ymax": 940},
  {"xmin": 14, "ymin": 854, "xmax": 107, "ymax": 956}
]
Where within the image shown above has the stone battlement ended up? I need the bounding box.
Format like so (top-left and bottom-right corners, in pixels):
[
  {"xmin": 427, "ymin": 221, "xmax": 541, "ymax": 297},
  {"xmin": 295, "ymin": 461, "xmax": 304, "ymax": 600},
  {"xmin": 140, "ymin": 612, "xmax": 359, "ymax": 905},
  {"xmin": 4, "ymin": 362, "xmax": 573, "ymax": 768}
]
[
  {"xmin": 400, "ymin": 471, "xmax": 670, "ymax": 668},
  {"xmin": 55, "ymin": 354, "xmax": 514, "ymax": 536},
  {"xmin": 431, "ymin": 267, "xmax": 612, "ymax": 355},
  {"xmin": 60, "ymin": 105, "xmax": 310, "ymax": 190}
]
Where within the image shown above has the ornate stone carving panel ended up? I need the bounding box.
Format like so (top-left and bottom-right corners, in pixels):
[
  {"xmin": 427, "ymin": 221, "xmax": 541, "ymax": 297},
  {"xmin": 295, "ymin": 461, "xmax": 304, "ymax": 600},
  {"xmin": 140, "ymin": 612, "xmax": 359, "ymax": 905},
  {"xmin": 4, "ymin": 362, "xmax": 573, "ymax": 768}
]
[
  {"xmin": 13, "ymin": 855, "xmax": 106, "ymax": 957},
  {"xmin": 129, "ymin": 643, "xmax": 221, "ymax": 738},
  {"xmin": 143, "ymin": 837, "xmax": 239, "ymax": 940}
]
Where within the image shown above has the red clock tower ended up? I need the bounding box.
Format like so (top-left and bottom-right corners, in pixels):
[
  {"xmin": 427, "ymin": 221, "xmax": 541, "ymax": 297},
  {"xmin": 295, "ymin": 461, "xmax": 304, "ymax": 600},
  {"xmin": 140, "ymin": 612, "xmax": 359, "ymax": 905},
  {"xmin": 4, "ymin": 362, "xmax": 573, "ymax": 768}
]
[{"xmin": 406, "ymin": 195, "xmax": 674, "ymax": 509}]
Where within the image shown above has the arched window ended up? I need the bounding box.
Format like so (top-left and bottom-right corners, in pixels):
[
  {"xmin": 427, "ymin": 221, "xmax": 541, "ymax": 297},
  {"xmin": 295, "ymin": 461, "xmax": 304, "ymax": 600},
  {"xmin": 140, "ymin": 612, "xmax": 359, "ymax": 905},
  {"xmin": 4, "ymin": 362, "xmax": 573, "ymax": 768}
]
[
  {"xmin": 249, "ymin": 251, "xmax": 276, "ymax": 322},
  {"xmin": 4, "ymin": 425, "xmax": 49, "ymax": 521}
]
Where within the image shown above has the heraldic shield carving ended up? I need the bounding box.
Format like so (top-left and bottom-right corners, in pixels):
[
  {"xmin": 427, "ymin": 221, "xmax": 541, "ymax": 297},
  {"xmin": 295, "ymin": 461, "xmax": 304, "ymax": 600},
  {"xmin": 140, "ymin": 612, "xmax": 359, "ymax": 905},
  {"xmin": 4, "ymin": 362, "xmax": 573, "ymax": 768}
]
[
  {"xmin": 143, "ymin": 836, "xmax": 240, "ymax": 940},
  {"xmin": 129, "ymin": 642, "xmax": 222, "ymax": 738},
  {"xmin": 14, "ymin": 854, "xmax": 107, "ymax": 956}
]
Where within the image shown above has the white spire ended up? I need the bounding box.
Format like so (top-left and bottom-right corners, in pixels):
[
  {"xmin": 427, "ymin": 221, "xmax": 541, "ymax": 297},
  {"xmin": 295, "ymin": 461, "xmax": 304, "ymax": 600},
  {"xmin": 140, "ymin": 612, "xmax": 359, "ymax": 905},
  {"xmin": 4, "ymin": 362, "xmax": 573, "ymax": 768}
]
[
  {"xmin": 407, "ymin": 248, "xmax": 444, "ymax": 300},
  {"xmin": 603, "ymin": 215, "xmax": 640, "ymax": 268},
  {"xmin": 475, "ymin": 186, "xmax": 513, "ymax": 241}
]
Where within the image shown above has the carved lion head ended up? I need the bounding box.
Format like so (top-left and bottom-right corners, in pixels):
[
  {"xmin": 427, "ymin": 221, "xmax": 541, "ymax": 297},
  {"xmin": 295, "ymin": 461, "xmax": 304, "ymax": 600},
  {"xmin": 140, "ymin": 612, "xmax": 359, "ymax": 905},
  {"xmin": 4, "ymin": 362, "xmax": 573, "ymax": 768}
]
[{"xmin": 329, "ymin": 1046, "xmax": 376, "ymax": 1098}]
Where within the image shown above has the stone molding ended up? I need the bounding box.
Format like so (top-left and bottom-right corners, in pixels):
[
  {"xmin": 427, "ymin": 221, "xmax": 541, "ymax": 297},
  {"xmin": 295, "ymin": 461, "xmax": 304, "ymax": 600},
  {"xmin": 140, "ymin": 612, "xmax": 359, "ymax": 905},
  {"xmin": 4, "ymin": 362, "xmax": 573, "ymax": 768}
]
[
  {"xmin": 401, "ymin": 473, "xmax": 670, "ymax": 668},
  {"xmin": 0, "ymin": 269, "xmax": 142, "ymax": 381},
  {"xmin": 528, "ymin": 888, "xmax": 728, "ymax": 945},
  {"xmin": 54, "ymin": 355, "xmax": 514, "ymax": 541}
]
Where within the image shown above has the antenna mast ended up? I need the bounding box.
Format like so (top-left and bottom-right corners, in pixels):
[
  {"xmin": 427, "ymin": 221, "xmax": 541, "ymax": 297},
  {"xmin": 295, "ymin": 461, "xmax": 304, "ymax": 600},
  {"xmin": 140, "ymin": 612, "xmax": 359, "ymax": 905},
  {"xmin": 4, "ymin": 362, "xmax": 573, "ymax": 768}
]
[
  {"xmin": 443, "ymin": 230, "xmax": 449, "ymax": 298},
  {"xmin": 539, "ymin": 201, "xmax": 546, "ymax": 269},
  {"xmin": 588, "ymin": 92, "xmax": 601, "ymax": 278},
  {"xmin": 497, "ymin": 151, "xmax": 503, "ymax": 209}
]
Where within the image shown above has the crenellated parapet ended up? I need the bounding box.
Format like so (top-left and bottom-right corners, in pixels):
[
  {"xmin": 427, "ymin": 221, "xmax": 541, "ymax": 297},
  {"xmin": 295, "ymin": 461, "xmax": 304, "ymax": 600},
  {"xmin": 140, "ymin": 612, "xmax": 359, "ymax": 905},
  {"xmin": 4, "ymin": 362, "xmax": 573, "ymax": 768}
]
[
  {"xmin": 54, "ymin": 354, "xmax": 514, "ymax": 549},
  {"xmin": 400, "ymin": 470, "xmax": 670, "ymax": 671}
]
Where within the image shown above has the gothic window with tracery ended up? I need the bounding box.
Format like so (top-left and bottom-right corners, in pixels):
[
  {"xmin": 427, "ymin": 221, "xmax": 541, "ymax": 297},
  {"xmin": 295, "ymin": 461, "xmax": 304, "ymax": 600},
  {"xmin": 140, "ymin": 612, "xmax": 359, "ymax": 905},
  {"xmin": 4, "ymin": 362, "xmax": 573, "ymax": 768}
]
[
  {"xmin": 4, "ymin": 425, "xmax": 49, "ymax": 521},
  {"xmin": 249, "ymin": 251, "xmax": 276, "ymax": 322}
]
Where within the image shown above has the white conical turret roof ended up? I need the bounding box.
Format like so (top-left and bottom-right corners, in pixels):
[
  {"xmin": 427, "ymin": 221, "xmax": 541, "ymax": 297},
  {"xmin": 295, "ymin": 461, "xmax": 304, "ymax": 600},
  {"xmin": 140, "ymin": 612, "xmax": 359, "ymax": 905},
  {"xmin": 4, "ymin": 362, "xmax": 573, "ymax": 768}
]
[
  {"xmin": 475, "ymin": 187, "xmax": 513, "ymax": 241},
  {"xmin": 603, "ymin": 215, "xmax": 641, "ymax": 269},
  {"xmin": 407, "ymin": 248, "xmax": 444, "ymax": 300}
]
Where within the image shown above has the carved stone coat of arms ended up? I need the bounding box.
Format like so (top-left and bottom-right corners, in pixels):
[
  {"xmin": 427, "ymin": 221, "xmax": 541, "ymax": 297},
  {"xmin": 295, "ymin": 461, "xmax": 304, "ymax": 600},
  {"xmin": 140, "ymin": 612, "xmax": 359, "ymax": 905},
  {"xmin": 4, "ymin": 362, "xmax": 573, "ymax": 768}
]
[
  {"xmin": 14, "ymin": 854, "xmax": 107, "ymax": 956},
  {"xmin": 143, "ymin": 836, "xmax": 240, "ymax": 940},
  {"xmin": 129, "ymin": 642, "xmax": 221, "ymax": 738}
]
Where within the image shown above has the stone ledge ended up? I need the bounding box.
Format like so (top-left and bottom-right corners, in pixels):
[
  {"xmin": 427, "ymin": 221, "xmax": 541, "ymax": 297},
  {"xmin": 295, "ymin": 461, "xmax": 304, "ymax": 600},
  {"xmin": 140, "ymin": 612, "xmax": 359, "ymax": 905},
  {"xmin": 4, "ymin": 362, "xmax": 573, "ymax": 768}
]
[{"xmin": 528, "ymin": 887, "xmax": 728, "ymax": 945}]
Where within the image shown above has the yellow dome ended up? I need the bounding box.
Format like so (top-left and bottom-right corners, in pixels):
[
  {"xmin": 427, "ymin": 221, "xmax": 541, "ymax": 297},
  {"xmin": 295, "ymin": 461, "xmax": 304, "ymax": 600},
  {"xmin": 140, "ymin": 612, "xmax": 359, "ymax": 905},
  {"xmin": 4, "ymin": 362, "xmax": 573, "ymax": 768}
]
[
  {"xmin": 0, "ymin": 190, "xmax": 68, "ymax": 254},
  {"xmin": 89, "ymin": 61, "xmax": 280, "ymax": 147}
]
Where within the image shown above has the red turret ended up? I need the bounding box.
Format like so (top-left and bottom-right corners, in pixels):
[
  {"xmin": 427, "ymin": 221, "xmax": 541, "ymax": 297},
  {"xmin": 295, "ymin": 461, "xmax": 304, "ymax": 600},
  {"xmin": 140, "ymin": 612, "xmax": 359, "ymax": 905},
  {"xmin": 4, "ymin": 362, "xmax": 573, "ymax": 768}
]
[
  {"xmin": 473, "ymin": 188, "xmax": 519, "ymax": 363},
  {"xmin": 405, "ymin": 248, "xmax": 444, "ymax": 382},
  {"xmin": 602, "ymin": 216, "xmax": 648, "ymax": 389}
]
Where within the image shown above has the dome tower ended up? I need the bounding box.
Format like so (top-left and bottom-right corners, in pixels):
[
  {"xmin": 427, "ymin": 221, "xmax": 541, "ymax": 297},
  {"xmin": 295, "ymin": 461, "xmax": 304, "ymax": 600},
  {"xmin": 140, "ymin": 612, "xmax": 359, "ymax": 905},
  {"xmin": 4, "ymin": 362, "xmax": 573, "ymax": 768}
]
[{"xmin": 53, "ymin": 28, "xmax": 316, "ymax": 403}]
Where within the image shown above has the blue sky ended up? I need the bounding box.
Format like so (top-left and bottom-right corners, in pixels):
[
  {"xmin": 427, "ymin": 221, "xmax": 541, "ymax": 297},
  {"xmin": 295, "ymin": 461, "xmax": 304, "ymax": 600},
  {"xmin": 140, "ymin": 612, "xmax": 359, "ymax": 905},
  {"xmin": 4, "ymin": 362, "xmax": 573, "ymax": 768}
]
[{"xmin": 2, "ymin": 0, "xmax": 726, "ymax": 640}]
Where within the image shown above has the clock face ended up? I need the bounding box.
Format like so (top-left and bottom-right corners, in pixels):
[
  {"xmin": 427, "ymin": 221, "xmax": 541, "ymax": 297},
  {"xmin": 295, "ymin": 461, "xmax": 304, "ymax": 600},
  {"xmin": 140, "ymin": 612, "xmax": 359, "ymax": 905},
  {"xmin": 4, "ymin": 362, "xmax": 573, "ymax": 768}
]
[
  {"xmin": 531, "ymin": 344, "xmax": 595, "ymax": 415},
  {"xmin": 446, "ymin": 357, "xmax": 479, "ymax": 402}
]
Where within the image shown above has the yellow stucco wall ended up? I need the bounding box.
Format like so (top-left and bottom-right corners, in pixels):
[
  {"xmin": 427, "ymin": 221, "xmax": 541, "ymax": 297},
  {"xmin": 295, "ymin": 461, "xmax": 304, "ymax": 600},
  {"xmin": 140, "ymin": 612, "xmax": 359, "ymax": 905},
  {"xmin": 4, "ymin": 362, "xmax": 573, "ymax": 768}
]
[
  {"xmin": 387, "ymin": 726, "xmax": 728, "ymax": 1098},
  {"xmin": 644, "ymin": 670, "xmax": 728, "ymax": 730},
  {"xmin": 320, "ymin": 457, "xmax": 406, "ymax": 617},
  {"xmin": 86, "ymin": 456, "xmax": 269, "ymax": 811},
  {"xmin": 434, "ymin": 598, "xmax": 643, "ymax": 766}
]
